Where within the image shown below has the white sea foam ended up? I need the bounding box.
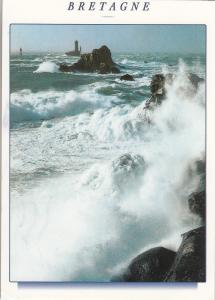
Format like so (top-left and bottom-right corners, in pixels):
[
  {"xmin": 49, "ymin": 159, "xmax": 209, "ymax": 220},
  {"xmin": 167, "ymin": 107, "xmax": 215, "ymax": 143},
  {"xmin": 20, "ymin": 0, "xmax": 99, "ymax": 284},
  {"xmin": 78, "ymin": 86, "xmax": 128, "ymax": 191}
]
[
  {"xmin": 10, "ymin": 61, "xmax": 205, "ymax": 281},
  {"xmin": 115, "ymin": 76, "xmax": 151, "ymax": 87},
  {"xmin": 10, "ymin": 83, "xmax": 118, "ymax": 123},
  {"xmin": 34, "ymin": 61, "xmax": 59, "ymax": 73}
]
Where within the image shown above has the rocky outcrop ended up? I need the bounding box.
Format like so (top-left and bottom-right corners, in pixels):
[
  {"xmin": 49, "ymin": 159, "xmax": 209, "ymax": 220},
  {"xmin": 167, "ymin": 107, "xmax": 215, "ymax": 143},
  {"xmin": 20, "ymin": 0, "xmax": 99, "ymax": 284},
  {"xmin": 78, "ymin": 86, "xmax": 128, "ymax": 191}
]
[
  {"xmin": 188, "ymin": 73, "xmax": 204, "ymax": 89},
  {"xmin": 147, "ymin": 72, "xmax": 204, "ymax": 106},
  {"xmin": 59, "ymin": 45, "xmax": 120, "ymax": 74},
  {"xmin": 122, "ymin": 247, "xmax": 176, "ymax": 282},
  {"xmin": 150, "ymin": 74, "xmax": 166, "ymax": 98},
  {"xmin": 120, "ymin": 74, "xmax": 134, "ymax": 81},
  {"xmin": 165, "ymin": 226, "xmax": 206, "ymax": 282},
  {"xmin": 117, "ymin": 226, "xmax": 206, "ymax": 283}
]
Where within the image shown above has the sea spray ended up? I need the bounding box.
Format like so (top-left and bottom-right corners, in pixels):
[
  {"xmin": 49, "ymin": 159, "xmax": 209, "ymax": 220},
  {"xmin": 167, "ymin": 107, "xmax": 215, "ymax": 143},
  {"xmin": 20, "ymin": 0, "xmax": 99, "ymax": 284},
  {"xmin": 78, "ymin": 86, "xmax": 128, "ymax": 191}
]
[
  {"xmin": 10, "ymin": 83, "xmax": 118, "ymax": 124},
  {"xmin": 10, "ymin": 58, "xmax": 205, "ymax": 281},
  {"xmin": 34, "ymin": 61, "xmax": 59, "ymax": 73}
]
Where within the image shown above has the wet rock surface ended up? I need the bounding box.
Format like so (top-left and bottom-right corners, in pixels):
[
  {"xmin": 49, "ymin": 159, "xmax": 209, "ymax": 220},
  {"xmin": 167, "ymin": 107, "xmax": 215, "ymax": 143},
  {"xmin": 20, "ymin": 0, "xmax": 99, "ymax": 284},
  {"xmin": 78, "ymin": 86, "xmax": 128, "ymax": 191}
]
[
  {"xmin": 150, "ymin": 74, "xmax": 166, "ymax": 96},
  {"xmin": 121, "ymin": 247, "xmax": 176, "ymax": 282},
  {"xmin": 120, "ymin": 74, "xmax": 135, "ymax": 81},
  {"xmin": 118, "ymin": 227, "xmax": 206, "ymax": 283},
  {"xmin": 165, "ymin": 226, "xmax": 206, "ymax": 282},
  {"xmin": 147, "ymin": 72, "xmax": 204, "ymax": 106}
]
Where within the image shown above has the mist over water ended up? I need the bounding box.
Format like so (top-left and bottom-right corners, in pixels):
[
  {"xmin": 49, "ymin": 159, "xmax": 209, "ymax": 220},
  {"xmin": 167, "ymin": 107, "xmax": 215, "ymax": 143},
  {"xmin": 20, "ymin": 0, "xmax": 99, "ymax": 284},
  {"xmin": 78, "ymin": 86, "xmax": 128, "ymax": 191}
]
[{"xmin": 10, "ymin": 52, "xmax": 205, "ymax": 281}]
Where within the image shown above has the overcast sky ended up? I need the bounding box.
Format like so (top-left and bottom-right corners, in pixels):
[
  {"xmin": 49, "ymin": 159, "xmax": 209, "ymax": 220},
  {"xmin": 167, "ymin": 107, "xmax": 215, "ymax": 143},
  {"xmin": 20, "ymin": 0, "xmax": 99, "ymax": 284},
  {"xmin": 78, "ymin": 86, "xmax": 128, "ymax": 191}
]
[{"xmin": 10, "ymin": 24, "xmax": 206, "ymax": 54}]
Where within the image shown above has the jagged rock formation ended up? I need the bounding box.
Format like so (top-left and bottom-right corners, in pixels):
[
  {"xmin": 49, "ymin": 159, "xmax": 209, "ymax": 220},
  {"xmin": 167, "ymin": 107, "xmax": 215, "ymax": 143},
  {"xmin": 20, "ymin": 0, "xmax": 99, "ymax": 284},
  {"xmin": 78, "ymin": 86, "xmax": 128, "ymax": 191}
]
[
  {"xmin": 59, "ymin": 45, "xmax": 120, "ymax": 74},
  {"xmin": 165, "ymin": 226, "xmax": 206, "ymax": 282},
  {"xmin": 110, "ymin": 69, "xmax": 205, "ymax": 283},
  {"xmin": 150, "ymin": 74, "xmax": 166, "ymax": 104},
  {"xmin": 146, "ymin": 72, "xmax": 204, "ymax": 107},
  {"xmin": 188, "ymin": 73, "xmax": 204, "ymax": 89},
  {"xmin": 120, "ymin": 74, "xmax": 135, "ymax": 81}
]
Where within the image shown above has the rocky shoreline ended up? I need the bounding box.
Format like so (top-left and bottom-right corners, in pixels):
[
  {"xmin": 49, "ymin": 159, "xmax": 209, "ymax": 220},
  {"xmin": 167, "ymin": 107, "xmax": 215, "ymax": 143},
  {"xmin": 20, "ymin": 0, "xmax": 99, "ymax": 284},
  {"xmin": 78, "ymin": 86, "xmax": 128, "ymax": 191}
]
[
  {"xmin": 60, "ymin": 45, "xmax": 206, "ymax": 282},
  {"xmin": 111, "ymin": 156, "xmax": 206, "ymax": 282},
  {"xmin": 114, "ymin": 225, "xmax": 206, "ymax": 282},
  {"xmin": 109, "ymin": 141, "xmax": 206, "ymax": 282},
  {"xmin": 112, "ymin": 72, "xmax": 206, "ymax": 282}
]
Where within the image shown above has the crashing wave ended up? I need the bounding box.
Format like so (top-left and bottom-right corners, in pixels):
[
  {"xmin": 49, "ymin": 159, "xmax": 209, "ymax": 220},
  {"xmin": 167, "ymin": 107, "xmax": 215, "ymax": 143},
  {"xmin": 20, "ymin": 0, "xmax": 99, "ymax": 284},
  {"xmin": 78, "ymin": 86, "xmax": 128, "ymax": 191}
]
[{"xmin": 34, "ymin": 61, "xmax": 59, "ymax": 73}]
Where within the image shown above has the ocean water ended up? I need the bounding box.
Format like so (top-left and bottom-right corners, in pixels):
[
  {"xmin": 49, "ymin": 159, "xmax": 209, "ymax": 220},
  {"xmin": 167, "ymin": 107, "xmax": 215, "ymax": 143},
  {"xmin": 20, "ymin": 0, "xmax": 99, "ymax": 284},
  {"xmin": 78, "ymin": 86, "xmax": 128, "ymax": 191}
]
[{"xmin": 10, "ymin": 52, "xmax": 205, "ymax": 281}]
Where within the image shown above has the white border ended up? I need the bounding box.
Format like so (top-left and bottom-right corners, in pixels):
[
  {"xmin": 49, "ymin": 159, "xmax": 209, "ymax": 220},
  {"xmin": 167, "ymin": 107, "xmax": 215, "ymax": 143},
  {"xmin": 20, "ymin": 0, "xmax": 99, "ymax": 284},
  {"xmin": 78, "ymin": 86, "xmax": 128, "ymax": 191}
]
[{"xmin": 1, "ymin": 0, "xmax": 215, "ymax": 299}]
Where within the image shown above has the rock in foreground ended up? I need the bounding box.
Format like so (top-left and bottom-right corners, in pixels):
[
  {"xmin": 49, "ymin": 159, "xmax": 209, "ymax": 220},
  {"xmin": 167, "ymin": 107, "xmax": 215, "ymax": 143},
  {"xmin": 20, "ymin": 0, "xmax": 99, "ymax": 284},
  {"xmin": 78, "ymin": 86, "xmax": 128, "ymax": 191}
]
[
  {"xmin": 116, "ymin": 227, "xmax": 205, "ymax": 282},
  {"xmin": 165, "ymin": 226, "xmax": 206, "ymax": 282},
  {"xmin": 122, "ymin": 247, "xmax": 176, "ymax": 282},
  {"xmin": 59, "ymin": 45, "xmax": 120, "ymax": 74}
]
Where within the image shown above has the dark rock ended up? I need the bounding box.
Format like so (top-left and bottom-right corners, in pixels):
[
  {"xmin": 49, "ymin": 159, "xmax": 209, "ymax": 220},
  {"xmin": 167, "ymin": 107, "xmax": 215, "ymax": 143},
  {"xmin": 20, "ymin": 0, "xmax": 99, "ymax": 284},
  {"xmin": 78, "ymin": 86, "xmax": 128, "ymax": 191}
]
[
  {"xmin": 187, "ymin": 159, "xmax": 206, "ymax": 192},
  {"xmin": 165, "ymin": 226, "xmax": 206, "ymax": 282},
  {"xmin": 150, "ymin": 74, "xmax": 166, "ymax": 105},
  {"xmin": 99, "ymin": 62, "xmax": 109, "ymax": 74},
  {"xmin": 146, "ymin": 72, "xmax": 204, "ymax": 108},
  {"xmin": 59, "ymin": 64, "xmax": 74, "ymax": 72},
  {"xmin": 59, "ymin": 45, "xmax": 120, "ymax": 74},
  {"xmin": 150, "ymin": 74, "xmax": 166, "ymax": 95},
  {"xmin": 188, "ymin": 73, "xmax": 204, "ymax": 89},
  {"xmin": 111, "ymin": 66, "xmax": 121, "ymax": 74},
  {"xmin": 188, "ymin": 191, "xmax": 206, "ymax": 222},
  {"xmin": 183, "ymin": 158, "xmax": 206, "ymax": 223},
  {"xmin": 122, "ymin": 247, "xmax": 176, "ymax": 282},
  {"xmin": 120, "ymin": 74, "xmax": 135, "ymax": 81},
  {"xmin": 195, "ymin": 159, "xmax": 206, "ymax": 175}
]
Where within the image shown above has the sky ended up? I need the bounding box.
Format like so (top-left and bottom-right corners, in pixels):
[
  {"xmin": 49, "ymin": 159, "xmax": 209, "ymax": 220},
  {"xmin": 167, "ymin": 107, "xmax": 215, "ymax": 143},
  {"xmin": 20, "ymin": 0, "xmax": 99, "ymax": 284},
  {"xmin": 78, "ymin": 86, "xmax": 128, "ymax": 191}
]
[{"xmin": 10, "ymin": 24, "xmax": 206, "ymax": 54}]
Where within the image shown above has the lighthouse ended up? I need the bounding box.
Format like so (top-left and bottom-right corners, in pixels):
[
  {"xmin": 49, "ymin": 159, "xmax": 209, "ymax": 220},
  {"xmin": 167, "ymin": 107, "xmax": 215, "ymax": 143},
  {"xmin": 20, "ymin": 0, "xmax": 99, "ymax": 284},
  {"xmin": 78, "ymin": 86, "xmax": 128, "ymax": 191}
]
[
  {"xmin": 75, "ymin": 40, "xmax": 79, "ymax": 53},
  {"xmin": 65, "ymin": 40, "xmax": 81, "ymax": 56}
]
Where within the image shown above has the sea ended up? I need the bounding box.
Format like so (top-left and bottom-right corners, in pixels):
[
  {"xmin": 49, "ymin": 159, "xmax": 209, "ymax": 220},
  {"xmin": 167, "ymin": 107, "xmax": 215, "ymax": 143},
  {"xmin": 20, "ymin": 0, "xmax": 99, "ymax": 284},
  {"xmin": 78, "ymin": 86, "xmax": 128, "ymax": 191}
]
[{"xmin": 10, "ymin": 52, "xmax": 205, "ymax": 281}]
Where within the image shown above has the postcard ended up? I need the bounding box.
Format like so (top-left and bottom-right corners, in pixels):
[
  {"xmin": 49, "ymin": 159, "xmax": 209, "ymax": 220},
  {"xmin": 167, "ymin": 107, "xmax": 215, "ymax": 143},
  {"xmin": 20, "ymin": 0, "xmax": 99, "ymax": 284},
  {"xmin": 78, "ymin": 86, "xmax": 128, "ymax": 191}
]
[{"xmin": 1, "ymin": 0, "xmax": 215, "ymax": 299}]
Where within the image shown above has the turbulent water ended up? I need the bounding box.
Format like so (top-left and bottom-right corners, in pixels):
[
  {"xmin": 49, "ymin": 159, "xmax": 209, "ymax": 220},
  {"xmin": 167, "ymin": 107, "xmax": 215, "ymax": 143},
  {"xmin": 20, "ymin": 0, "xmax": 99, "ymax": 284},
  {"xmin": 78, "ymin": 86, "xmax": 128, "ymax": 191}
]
[{"xmin": 10, "ymin": 52, "xmax": 205, "ymax": 281}]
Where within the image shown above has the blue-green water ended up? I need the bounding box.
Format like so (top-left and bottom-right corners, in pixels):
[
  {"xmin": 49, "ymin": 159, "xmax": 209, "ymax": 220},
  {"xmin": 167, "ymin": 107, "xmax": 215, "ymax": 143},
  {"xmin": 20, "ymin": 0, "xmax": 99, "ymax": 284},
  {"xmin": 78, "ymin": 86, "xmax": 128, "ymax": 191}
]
[
  {"xmin": 10, "ymin": 53, "xmax": 205, "ymax": 124},
  {"xmin": 10, "ymin": 52, "xmax": 205, "ymax": 282}
]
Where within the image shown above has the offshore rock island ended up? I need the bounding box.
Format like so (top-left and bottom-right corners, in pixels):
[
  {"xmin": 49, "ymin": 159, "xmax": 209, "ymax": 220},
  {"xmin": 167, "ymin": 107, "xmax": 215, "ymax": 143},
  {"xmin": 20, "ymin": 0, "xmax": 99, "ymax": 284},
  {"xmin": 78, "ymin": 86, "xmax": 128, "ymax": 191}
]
[{"xmin": 60, "ymin": 45, "xmax": 120, "ymax": 74}]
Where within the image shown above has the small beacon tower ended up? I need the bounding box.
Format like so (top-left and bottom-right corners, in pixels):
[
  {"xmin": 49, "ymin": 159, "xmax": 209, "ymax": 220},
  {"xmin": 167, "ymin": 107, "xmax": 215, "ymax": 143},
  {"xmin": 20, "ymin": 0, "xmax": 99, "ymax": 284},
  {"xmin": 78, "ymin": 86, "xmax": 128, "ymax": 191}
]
[{"xmin": 75, "ymin": 41, "xmax": 79, "ymax": 54}]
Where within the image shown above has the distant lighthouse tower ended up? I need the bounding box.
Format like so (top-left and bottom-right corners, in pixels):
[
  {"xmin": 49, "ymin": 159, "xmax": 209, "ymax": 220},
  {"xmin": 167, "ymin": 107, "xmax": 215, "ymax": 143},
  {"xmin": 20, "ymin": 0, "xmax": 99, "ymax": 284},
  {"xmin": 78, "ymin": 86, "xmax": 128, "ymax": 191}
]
[
  {"xmin": 20, "ymin": 48, "xmax": 23, "ymax": 56},
  {"xmin": 75, "ymin": 40, "xmax": 79, "ymax": 53},
  {"xmin": 65, "ymin": 41, "xmax": 81, "ymax": 56}
]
